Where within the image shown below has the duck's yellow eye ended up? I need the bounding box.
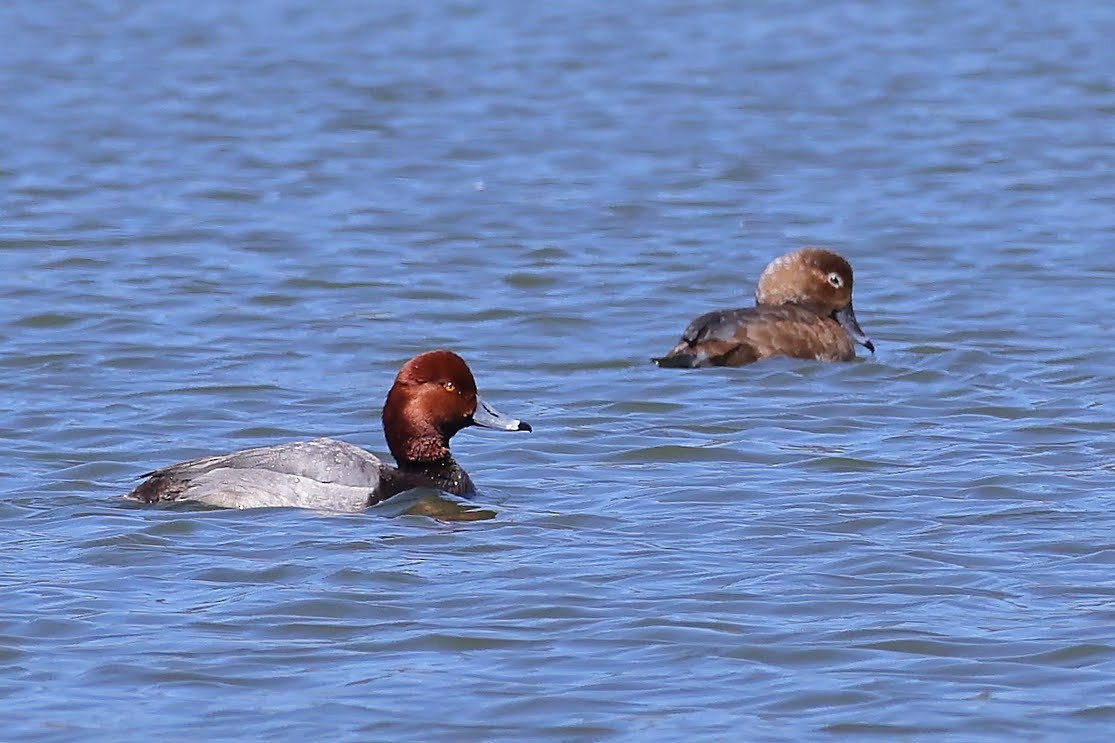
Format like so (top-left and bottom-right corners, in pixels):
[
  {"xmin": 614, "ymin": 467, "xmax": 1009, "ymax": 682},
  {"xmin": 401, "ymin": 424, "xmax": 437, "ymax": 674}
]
[{"xmin": 442, "ymin": 381, "xmax": 456, "ymax": 393}]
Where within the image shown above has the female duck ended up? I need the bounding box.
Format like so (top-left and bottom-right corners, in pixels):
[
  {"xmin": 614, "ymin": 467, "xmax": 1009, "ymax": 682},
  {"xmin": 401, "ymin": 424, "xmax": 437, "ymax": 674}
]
[
  {"xmin": 125, "ymin": 350, "xmax": 531, "ymax": 511},
  {"xmin": 654, "ymin": 248, "xmax": 875, "ymax": 368}
]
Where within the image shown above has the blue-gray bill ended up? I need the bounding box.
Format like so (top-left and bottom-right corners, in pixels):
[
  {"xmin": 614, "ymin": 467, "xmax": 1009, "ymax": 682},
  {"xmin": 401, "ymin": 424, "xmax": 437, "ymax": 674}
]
[
  {"xmin": 473, "ymin": 396, "xmax": 532, "ymax": 432},
  {"xmin": 833, "ymin": 303, "xmax": 875, "ymax": 354}
]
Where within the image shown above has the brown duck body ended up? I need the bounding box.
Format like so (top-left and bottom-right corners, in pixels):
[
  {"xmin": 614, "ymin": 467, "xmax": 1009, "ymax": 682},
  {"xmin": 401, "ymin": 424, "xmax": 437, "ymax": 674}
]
[{"xmin": 656, "ymin": 303, "xmax": 857, "ymax": 368}]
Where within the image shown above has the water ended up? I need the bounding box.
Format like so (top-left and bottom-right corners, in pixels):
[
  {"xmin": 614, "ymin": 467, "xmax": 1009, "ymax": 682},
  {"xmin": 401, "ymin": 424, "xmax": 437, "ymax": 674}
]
[{"xmin": 4, "ymin": 0, "xmax": 1115, "ymax": 739}]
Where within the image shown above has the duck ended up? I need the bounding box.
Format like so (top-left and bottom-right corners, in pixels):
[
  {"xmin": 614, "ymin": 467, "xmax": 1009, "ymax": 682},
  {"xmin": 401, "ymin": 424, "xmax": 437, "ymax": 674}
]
[
  {"xmin": 654, "ymin": 247, "xmax": 875, "ymax": 368},
  {"xmin": 124, "ymin": 350, "xmax": 531, "ymax": 511}
]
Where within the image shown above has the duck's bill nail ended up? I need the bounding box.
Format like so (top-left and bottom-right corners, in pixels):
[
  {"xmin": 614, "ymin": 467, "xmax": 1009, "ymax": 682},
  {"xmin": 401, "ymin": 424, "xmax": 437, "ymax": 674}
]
[
  {"xmin": 473, "ymin": 396, "xmax": 532, "ymax": 432},
  {"xmin": 833, "ymin": 303, "xmax": 875, "ymax": 353}
]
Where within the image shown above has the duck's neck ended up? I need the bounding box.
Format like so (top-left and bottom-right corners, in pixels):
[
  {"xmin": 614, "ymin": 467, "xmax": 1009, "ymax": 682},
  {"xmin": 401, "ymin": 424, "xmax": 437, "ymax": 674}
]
[
  {"xmin": 370, "ymin": 457, "xmax": 476, "ymax": 506},
  {"xmin": 402, "ymin": 457, "xmax": 475, "ymax": 495}
]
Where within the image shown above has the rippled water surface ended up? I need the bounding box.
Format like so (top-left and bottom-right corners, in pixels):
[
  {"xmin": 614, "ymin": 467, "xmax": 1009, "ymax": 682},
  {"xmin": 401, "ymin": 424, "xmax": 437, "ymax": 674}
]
[{"xmin": 5, "ymin": 1, "xmax": 1115, "ymax": 740}]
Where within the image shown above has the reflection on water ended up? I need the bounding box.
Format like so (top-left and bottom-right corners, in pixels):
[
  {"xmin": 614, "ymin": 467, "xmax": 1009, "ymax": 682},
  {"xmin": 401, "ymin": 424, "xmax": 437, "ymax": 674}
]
[{"xmin": 379, "ymin": 489, "xmax": 498, "ymax": 522}]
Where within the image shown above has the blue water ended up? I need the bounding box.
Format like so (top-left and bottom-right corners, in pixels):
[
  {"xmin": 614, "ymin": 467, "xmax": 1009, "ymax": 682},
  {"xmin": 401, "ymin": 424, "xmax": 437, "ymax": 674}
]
[{"xmin": 4, "ymin": 0, "xmax": 1115, "ymax": 740}]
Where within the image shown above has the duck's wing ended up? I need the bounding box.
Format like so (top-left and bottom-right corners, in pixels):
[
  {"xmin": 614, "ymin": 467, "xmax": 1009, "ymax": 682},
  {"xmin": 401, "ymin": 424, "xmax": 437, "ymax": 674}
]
[
  {"xmin": 126, "ymin": 438, "xmax": 389, "ymax": 510},
  {"xmin": 654, "ymin": 307, "xmax": 762, "ymax": 367}
]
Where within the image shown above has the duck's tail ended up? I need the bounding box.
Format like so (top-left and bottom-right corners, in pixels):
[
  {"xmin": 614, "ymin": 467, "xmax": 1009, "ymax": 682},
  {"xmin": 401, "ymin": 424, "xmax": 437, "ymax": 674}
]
[{"xmin": 651, "ymin": 354, "xmax": 697, "ymax": 369}]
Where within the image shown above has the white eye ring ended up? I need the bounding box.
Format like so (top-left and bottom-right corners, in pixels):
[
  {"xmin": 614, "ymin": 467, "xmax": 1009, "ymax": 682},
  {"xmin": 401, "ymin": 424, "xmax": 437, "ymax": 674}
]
[{"xmin": 827, "ymin": 272, "xmax": 843, "ymax": 288}]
